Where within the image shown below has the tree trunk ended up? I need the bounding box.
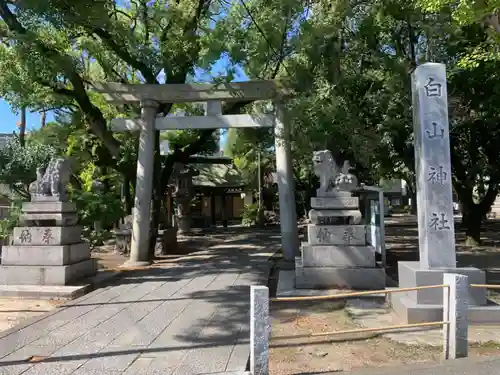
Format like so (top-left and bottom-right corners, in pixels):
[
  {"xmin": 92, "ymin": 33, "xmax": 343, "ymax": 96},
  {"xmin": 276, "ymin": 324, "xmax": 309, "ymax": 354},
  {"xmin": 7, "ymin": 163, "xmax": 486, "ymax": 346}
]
[
  {"xmin": 18, "ymin": 107, "xmax": 26, "ymax": 147},
  {"xmin": 40, "ymin": 111, "xmax": 47, "ymax": 128},
  {"xmin": 461, "ymin": 204, "xmax": 483, "ymax": 246},
  {"xmin": 457, "ymin": 183, "xmax": 498, "ymax": 247},
  {"xmin": 406, "ymin": 182, "xmax": 417, "ymax": 214},
  {"xmin": 123, "ymin": 174, "xmax": 132, "ymax": 215}
]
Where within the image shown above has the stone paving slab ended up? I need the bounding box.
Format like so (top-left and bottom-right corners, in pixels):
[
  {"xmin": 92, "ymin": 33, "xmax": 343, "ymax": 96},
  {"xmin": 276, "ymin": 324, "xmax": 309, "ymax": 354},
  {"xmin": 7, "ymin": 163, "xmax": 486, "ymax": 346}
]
[{"xmin": 0, "ymin": 229, "xmax": 275, "ymax": 375}]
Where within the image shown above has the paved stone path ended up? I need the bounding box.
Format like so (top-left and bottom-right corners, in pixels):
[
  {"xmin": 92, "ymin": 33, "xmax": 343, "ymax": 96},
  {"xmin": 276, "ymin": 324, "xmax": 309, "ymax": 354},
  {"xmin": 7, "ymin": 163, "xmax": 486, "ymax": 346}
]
[{"xmin": 0, "ymin": 227, "xmax": 276, "ymax": 375}]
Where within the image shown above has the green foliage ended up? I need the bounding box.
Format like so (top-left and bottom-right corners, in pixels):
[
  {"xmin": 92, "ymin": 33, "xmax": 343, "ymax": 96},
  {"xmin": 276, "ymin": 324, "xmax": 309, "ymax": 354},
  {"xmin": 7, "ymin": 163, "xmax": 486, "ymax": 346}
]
[
  {"xmin": 417, "ymin": 0, "xmax": 500, "ymax": 25},
  {"xmin": 241, "ymin": 203, "xmax": 260, "ymax": 226},
  {"xmin": 0, "ymin": 200, "xmax": 22, "ymax": 240},
  {"xmin": 71, "ymin": 189, "xmax": 124, "ymax": 239},
  {"xmin": 0, "ymin": 137, "xmax": 56, "ymax": 199}
]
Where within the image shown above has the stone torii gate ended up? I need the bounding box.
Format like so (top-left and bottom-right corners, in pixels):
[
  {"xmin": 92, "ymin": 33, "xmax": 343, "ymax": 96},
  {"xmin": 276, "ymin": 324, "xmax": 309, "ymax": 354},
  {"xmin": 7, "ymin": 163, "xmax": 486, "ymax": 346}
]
[{"xmin": 94, "ymin": 81, "xmax": 299, "ymax": 266}]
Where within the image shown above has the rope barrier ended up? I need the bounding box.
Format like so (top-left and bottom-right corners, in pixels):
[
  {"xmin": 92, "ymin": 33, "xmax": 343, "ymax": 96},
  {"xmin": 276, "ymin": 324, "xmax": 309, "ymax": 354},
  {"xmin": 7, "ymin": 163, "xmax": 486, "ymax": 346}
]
[
  {"xmin": 271, "ymin": 321, "xmax": 448, "ymax": 340},
  {"xmin": 470, "ymin": 284, "xmax": 500, "ymax": 289},
  {"xmin": 271, "ymin": 284, "xmax": 448, "ymax": 302}
]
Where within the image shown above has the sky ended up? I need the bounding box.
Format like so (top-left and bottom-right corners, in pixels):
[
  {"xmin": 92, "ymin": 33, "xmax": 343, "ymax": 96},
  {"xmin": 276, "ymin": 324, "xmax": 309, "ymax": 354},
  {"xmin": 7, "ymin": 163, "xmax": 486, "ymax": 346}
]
[{"xmin": 0, "ymin": 102, "xmax": 55, "ymax": 134}]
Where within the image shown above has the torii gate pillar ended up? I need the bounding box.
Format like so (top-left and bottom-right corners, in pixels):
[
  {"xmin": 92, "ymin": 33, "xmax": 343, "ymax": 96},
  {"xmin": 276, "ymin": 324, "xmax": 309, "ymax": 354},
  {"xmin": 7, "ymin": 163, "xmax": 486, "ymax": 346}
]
[
  {"xmin": 125, "ymin": 99, "xmax": 159, "ymax": 266},
  {"xmin": 274, "ymin": 100, "xmax": 299, "ymax": 261}
]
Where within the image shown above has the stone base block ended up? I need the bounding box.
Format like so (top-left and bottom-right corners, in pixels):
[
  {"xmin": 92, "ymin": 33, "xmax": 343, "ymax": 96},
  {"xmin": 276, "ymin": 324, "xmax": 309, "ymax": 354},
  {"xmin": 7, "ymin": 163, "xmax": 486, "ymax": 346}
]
[
  {"xmin": 277, "ymin": 269, "xmax": 388, "ymax": 298},
  {"xmin": 309, "ymin": 209, "xmax": 362, "ymax": 225},
  {"xmin": 398, "ymin": 261, "xmax": 486, "ymax": 305},
  {"xmin": 22, "ymin": 201, "xmax": 76, "ymax": 213},
  {"xmin": 301, "ymin": 243, "xmax": 375, "ymax": 267},
  {"xmin": 311, "ymin": 196, "xmax": 359, "ymax": 210},
  {"xmin": 19, "ymin": 212, "xmax": 78, "ymax": 226},
  {"xmin": 12, "ymin": 226, "xmax": 82, "ymax": 246},
  {"xmin": 0, "ymin": 259, "xmax": 97, "ymax": 285},
  {"xmin": 390, "ymin": 292, "xmax": 500, "ymax": 324},
  {"xmin": 1, "ymin": 243, "xmax": 90, "ymax": 266},
  {"xmin": 307, "ymin": 224, "xmax": 366, "ymax": 246},
  {"xmin": 0, "ymin": 285, "xmax": 90, "ymax": 300},
  {"xmin": 295, "ymin": 264, "xmax": 385, "ymax": 290}
]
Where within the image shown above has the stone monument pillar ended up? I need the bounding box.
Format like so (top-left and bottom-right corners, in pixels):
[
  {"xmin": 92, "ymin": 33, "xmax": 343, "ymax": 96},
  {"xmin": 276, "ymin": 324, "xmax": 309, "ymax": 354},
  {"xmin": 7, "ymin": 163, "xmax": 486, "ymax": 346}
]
[
  {"xmin": 0, "ymin": 158, "xmax": 97, "ymax": 285},
  {"xmin": 295, "ymin": 151, "xmax": 385, "ymax": 290},
  {"xmin": 391, "ymin": 63, "xmax": 488, "ymax": 323}
]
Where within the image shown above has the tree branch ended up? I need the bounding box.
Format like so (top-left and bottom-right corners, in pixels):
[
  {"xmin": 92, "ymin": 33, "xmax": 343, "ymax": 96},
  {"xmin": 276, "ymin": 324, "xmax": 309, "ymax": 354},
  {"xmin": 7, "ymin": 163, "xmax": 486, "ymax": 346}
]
[
  {"xmin": 34, "ymin": 77, "xmax": 78, "ymax": 98},
  {"xmin": 91, "ymin": 27, "xmax": 158, "ymax": 84},
  {"xmin": 0, "ymin": 0, "xmax": 122, "ymax": 159}
]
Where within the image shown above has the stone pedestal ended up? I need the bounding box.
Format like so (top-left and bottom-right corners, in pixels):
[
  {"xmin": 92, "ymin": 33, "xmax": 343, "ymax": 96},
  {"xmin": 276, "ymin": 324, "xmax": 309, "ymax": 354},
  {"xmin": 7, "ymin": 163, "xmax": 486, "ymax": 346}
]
[
  {"xmin": 295, "ymin": 191, "xmax": 385, "ymax": 290},
  {"xmin": 390, "ymin": 261, "xmax": 488, "ymax": 323},
  {"xmin": 0, "ymin": 201, "xmax": 97, "ymax": 286}
]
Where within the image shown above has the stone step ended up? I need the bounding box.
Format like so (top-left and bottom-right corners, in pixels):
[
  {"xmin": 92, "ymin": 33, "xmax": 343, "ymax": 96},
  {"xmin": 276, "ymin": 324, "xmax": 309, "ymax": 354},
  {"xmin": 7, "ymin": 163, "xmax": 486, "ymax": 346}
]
[
  {"xmin": 308, "ymin": 209, "xmax": 362, "ymax": 225},
  {"xmin": 307, "ymin": 224, "xmax": 366, "ymax": 246},
  {"xmin": 311, "ymin": 196, "xmax": 359, "ymax": 210},
  {"xmin": 19, "ymin": 212, "xmax": 78, "ymax": 226},
  {"xmin": 301, "ymin": 244, "xmax": 375, "ymax": 267},
  {"xmin": 0, "ymin": 259, "xmax": 97, "ymax": 285},
  {"xmin": 22, "ymin": 201, "xmax": 76, "ymax": 213},
  {"xmin": 398, "ymin": 261, "xmax": 486, "ymax": 305},
  {"xmin": 1, "ymin": 243, "xmax": 90, "ymax": 266},
  {"xmin": 391, "ymin": 292, "xmax": 500, "ymax": 324},
  {"xmin": 295, "ymin": 265, "xmax": 385, "ymax": 290},
  {"xmin": 12, "ymin": 226, "xmax": 82, "ymax": 246}
]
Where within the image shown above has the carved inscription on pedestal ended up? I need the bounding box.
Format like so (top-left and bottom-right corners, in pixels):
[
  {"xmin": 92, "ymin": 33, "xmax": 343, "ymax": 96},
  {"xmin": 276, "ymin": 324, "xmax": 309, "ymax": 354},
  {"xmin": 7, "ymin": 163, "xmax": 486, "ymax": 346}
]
[
  {"xmin": 42, "ymin": 228, "xmax": 54, "ymax": 244},
  {"xmin": 308, "ymin": 225, "xmax": 366, "ymax": 246},
  {"xmin": 18, "ymin": 229, "xmax": 32, "ymax": 244}
]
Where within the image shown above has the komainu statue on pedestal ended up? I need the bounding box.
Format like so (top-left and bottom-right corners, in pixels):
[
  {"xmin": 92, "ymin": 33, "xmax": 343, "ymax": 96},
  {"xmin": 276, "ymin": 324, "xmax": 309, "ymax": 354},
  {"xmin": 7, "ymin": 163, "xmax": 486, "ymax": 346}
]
[
  {"xmin": 334, "ymin": 160, "xmax": 358, "ymax": 192},
  {"xmin": 312, "ymin": 150, "xmax": 358, "ymax": 194},
  {"xmin": 312, "ymin": 150, "xmax": 339, "ymax": 195},
  {"xmin": 29, "ymin": 158, "xmax": 71, "ymax": 202}
]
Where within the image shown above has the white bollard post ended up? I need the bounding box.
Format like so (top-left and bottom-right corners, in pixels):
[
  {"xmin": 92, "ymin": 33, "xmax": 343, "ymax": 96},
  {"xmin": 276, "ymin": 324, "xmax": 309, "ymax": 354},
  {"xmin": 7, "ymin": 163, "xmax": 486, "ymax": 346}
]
[
  {"xmin": 250, "ymin": 285, "xmax": 270, "ymax": 375},
  {"xmin": 443, "ymin": 273, "xmax": 469, "ymax": 359}
]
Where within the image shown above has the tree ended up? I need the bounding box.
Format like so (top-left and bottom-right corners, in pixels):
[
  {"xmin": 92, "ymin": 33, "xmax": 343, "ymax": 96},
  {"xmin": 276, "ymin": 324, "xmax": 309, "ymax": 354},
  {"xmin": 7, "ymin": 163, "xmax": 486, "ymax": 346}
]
[
  {"xmin": 418, "ymin": 0, "xmax": 500, "ymax": 28},
  {"xmin": 0, "ymin": 136, "xmax": 56, "ymax": 199},
  {"xmin": 0, "ymin": 0, "xmax": 304, "ymax": 259},
  {"xmin": 275, "ymin": 0, "xmax": 500, "ymax": 244}
]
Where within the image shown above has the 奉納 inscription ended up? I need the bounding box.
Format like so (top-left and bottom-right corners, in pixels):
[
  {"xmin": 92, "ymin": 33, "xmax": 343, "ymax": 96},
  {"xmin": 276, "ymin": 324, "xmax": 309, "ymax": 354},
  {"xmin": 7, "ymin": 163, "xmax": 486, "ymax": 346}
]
[
  {"xmin": 316, "ymin": 228, "xmax": 331, "ymax": 243},
  {"xmin": 425, "ymin": 122, "xmax": 444, "ymax": 140},
  {"xmin": 424, "ymin": 77, "xmax": 442, "ymax": 97},
  {"xmin": 42, "ymin": 228, "xmax": 54, "ymax": 244},
  {"xmin": 428, "ymin": 166, "xmax": 447, "ymax": 184},
  {"xmin": 18, "ymin": 229, "xmax": 32, "ymax": 244},
  {"xmin": 429, "ymin": 212, "xmax": 451, "ymax": 231}
]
